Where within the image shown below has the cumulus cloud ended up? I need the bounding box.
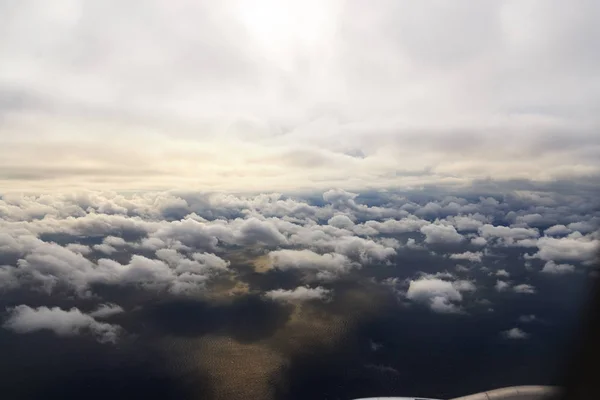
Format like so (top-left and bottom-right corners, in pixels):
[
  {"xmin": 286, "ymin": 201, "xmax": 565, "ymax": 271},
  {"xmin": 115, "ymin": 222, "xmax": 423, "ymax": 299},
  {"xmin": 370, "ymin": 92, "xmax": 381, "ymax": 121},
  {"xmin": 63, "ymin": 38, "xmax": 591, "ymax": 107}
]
[
  {"xmin": 97, "ymin": 252, "xmax": 229, "ymax": 295},
  {"xmin": 327, "ymin": 215, "xmax": 355, "ymax": 229},
  {"xmin": 0, "ymin": 229, "xmax": 231, "ymax": 296},
  {"xmin": 264, "ymin": 286, "xmax": 331, "ymax": 303},
  {"xmin": 495, "ymin": 280, "xmax": 511, "ymax": 292},
  {"xmin": 269, "ymin": 249, "xmax": 355, "ymax": 278},
  {"xmin": 502, "ymin": 328, "xmax": 529, "ymax": 340},
  {"xmin": 445, "ymin": 215, "xmax": 486, "ymax": 231},
  {"xmin": 449, "ymin": 251, "xmax": 483, "ymax": 262},
  {"xmin": 93, "ymin": 243, "xmax": 117, "ymax": 255},
  {"xmin": 452, "ymin": 280, "xmax": 476, "ymax": 293},
  {"xmin": 89, "ymin": 303, "xmax": 125, "ymax": 318},
  {"xmin": 406, "ymin": 278, "xmax": 465, "ymax": 314},
  {"xmin": 356, "ymin": 217, "xmax": 429, "ymax": 235},
  {"xmin": 495, "ymin": 269, "xmax": 510, "ymax": 278},
  {"xmin": 0, "ymin": 188, "xmax": 596, "ymax": 331},
  {"xmin": 478, "ymin": 225, "xmax": 539, "ymax": 245},
  {"xmin": 470, "ymin": 237, "xmax": 487, "ymax": 247},
  {"xmin": 429, "ymin": 297, "xmax": 463, "ymax": 314},
  {"xmin": 513, "ymin": 284, "xmax": 536, "ymax": 294},
  {"xmin": 544, "ymin": 225, "xmax": 571, "ymax": 236},
  {"xmin": 541, "ymin": 260, "xmax": 575, "ymax": 275},
  {"xmin": 65, "ymin": 243, "xmax": 92, "ymax": 255},
  {"xmin": 3, "ymin": 305, "xmax": 122, "ymax": 343},
  {"xmin": 420, "ymin": 224, "xmax": 463, "ymax": 244},
  {"xmin": 530, "ymin": 235, "xmax": 598, "ymax": 263}
]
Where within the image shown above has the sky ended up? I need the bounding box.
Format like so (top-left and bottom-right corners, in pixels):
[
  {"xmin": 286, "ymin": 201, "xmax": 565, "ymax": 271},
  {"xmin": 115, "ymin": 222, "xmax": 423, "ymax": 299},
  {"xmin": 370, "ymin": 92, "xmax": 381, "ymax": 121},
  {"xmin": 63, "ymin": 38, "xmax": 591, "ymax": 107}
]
[{"xmin": 1, "ymin": 0, "xmax": 600, "ymax": 192}]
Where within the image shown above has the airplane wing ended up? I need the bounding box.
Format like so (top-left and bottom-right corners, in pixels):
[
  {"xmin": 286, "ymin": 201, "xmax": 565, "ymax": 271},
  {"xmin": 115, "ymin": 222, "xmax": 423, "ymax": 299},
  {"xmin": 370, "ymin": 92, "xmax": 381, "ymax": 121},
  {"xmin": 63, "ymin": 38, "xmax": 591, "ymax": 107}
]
[{"xmin": 354, "ymin": 385, "xmax": 558, "ymax": 400}]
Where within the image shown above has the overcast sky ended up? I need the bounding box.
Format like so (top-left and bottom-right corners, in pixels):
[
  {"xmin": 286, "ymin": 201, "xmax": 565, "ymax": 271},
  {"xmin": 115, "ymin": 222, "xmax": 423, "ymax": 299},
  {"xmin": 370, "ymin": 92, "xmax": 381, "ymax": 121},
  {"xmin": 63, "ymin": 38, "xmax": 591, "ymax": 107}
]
[{"xmin": 1, "ymin": 0, "xmax": 599, "ymax": 192}]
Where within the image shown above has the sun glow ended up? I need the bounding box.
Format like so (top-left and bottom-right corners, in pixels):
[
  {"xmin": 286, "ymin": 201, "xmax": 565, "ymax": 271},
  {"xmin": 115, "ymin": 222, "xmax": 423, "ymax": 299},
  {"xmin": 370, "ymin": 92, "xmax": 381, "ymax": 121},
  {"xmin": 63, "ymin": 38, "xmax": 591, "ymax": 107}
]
[{"xmin": 236, "ymin": 0, "xmax": 341, "ymax": 68}]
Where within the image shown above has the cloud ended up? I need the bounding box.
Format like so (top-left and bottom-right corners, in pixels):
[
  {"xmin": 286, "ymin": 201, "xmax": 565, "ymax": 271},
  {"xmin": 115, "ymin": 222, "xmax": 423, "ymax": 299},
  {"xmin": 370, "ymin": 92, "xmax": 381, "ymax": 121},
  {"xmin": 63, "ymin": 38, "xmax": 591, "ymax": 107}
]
[
  {"xmin": 495, "ymin": 280, "xmax": 511, "ymax": 292},
  {"xmin": 264, "ymin": 286, "xmax": 331, "ymax": 303},
  {"xmin": 1, "ymin": 1, "xmax": 599, "ymax": 192},
  {"xmin": 495, "ymin": 269, "xmax": 510, "ymax": 277},
  {"xmin": 449, "ymin": 251, "xmax": 483, "ymax": 262},
  {"xmin": 356, "ymin": 217, "xmax": 429, "ymax": 235},
  {"xmin": 327, "ymin": 215, "xmax": 355, "ymax": 229},
  {"xmin": 0, "ymin": 188, "xmax": 596, "ymax": 331},
  {"xmin": 103, "ymin": 236, "xmax": 127, "ymax": 247},
  {"xmin": 97, "ymin": 252, "xmax": 229, "ymax": 295},
  {"xmin": 429, "ymin": 297, "xmax": 463, "ymax": 314},
  {"xmin": 518, "ymin": 315, "xmax": 537, "ymax": 323},
  {"xmin": 544, "ymin": 225, "xmax": 571, "ymax": 236},
  {"xmin": 445, "ymin": 215, "xmax": 486, "ymax": 231},
  {"xmin": 269, "ymin": 249, "xmax": 355, "ymax": 278},
  {"xmin": 452, "ymin": 280, "xmax": 476, "ymax": 293},
  {"xmin": 420, "ymin": 224, "xmax": 464, "ymax": 244},
  {"xmin": 3, "ymin": 305, "xmax": 122, "ymax": 343},
  {"xmin": 478, "ymin": 224, "xmax": 539, "ymax": 244},
  {"xmin": 531, "ymin": 234, "xmax": 598, "ymax": 263},
  {"xmin": 513, "ymin": 284, "xmax": 536, "ymax": 294},
  {"xmin": 470, "ymin": 237, "xmax": 488, "ymax": 247},
  {"xmin": 406, "ymin": 278, "xmax": 464, "ymax": 313},
  {"xmin": 541, "ymin": 260, "xmax": 575, "ymax": 275},
  {"xmin": 93, "ymin": 243, "xmax": 117, "ymax": 255},
  {"xmin": 89, "ymin": 303, "xmax": 125, "ymax": 318},
  {"xmin": 502, "ymin": 327, "xmax": 529, "ymax": 340},
  {"xmin": 65, "ymin": 243, "xmax": 92, "ymax": 255}
]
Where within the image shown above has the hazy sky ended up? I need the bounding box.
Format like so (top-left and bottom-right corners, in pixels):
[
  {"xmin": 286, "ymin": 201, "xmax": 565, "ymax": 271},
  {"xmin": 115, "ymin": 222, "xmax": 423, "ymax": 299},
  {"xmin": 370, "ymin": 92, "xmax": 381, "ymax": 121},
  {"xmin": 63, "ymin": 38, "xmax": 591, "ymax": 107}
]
[{"xmin": 1, "ymin": 0, "xmax": 599, "ymax": 192}]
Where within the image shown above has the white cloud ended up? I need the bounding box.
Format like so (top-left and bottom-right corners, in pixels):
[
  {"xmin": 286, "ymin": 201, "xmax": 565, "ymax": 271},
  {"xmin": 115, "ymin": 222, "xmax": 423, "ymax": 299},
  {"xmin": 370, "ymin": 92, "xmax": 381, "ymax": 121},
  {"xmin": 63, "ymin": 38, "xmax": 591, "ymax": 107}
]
[
  {"xmin": 544, "ymin": 225, "xmax": 571, "ymax": 236},
  {"xmin": 0, "ymin": 230, "xmax": 231, "ymax": 296},
  {"xmin": 470, "ymin": 237, "xmax": 487, "ymax": 247},
  {"xmin": 327, "ymin": 215, "xmax": 355, "ymax": 229},
  {"xmin": 495, "ymin": 280, "xmax": 511, "ymax": 292},
  {"xmin": 406, "ymin": 278, "xmax": 463, "ymax": 313},
  {"xmin": 445, "ymin": 215, "xmax": 486, "ymax": 231},
  {"xmin": 420, "ymin": 224, "xmax": 464, "ymax": 244},
  {"xmin": 65, "ymin": 243, "xmax": 92, "ymax": 255},
  {"xmin": 502, "ymin": 327, "xmax": 529, "ymax": 340},
  {"xmin": 264, "ymin": 286, "xmax": 331, "ymax": 303},
  {"xmin": 495, "ymin": 269, "xmax": 510, "ymax": 277},
  {"xmin": 3, "ymin": 305, "xmax": 122, "ymax": 343},
  {"xmin": 513, "ymin": 284, "xmax": 536, "ymax": 294},
  {"xmin": 93, "ymin": 243, "xmax": 117, "ymax": 255},
  {"xmin": 0, "ymin": 266, "xmax": 19, "ymax": 290},
  {"xmin": 452, "ymin": 280, "xmax": 476, "ymax": 293},
  {"xmin": 429, "ymin": 297, "xmax": 463, "ymax": 314},
  {"xmin": 531, "ymin": 235, "xmax": 598, "ymax": 263},
  {"xmin": 449, "ymin": 251, "xmax": 482, "ymax": 262},
  {"xmin": 269, "ymin": 249, "xmax": 355, "ymax": 277},
  {"xmin": 541, "ymin": 260, "xmax": 575, "ymax": 275},
  {"xmin": 357, "ymin": 217, "xmax": 429, "ymax": 235},
  {"xmin": 103, "ymin": 236, "xmax": 127, "ymax": 247},
  {"xmin": 89, "ymin": 303, "xmax": 124, "ymax": 318},
  {"xmin": 567, "ymin": 221, "xmax": 597, "ymax": 234},
  {"xmin": 478, "ymin": 225, "xmax": 539, "ymax": 243}
]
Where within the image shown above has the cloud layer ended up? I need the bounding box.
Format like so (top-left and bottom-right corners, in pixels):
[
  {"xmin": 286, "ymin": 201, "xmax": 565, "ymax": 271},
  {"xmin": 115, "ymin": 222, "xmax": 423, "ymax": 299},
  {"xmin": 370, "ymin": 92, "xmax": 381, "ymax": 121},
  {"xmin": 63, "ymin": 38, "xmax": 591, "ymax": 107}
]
[
  {"xmin": 1, "ymin": 1, "xmax": 599, "ymax": 191},
  {"xmin": 0, "ymin": 187, "xmax": 597, "ymax": 347}
]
